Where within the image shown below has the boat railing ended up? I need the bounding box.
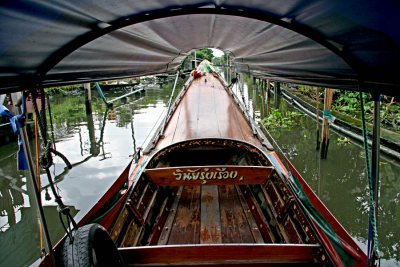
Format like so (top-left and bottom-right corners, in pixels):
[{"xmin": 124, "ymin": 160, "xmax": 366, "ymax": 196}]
[
  {"xmin": 213, "ymin": 72, "xmax": 273, "ymax": 150},
  {"xmin": 143, "ymin": 75, "xmax": 195, "ymax": 154}
]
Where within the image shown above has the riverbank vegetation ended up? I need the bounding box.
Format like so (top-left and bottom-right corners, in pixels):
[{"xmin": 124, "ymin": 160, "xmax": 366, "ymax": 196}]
[
  {"xmin": 45, "ymin": 84, "xmax": 84, "ymax": 96},
  {"xmin": 291, "ymin": 86, "xmax": 400, "ymax": 134},
  {"xmin": 261, "ymin": 109, "xmax": 303, "ymax": 129}
]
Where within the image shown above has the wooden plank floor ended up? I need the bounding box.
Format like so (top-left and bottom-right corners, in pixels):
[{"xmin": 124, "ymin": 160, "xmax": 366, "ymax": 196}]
[
  {"xmin": 155, "ymin": 75, "xmax": 263, "ymax": 151},
  {"xmin": 157, "ymin": 185, "xmax": 264, "ymax": 245},
  {"xmin": 167, "ymin": 186, "xmax": 201, "ymax": 244}
]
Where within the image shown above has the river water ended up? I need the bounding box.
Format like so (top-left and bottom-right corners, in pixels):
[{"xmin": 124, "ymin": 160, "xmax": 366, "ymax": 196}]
[{"xmin": 0, "ymin": 78, "xmax": 398, "ymax": 266}]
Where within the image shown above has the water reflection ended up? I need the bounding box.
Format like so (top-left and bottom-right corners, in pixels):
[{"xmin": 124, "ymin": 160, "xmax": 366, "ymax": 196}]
[
  {"xmin": 249, "ymin": 87, "xmax": 399, "ymax": 266},
  {"xmin": 0, "ymin": 81, "xmax": 178, "ymax": 267},
  {"xmin": 1, "ymin": 78, "xmax": 398, "ymax": 266},
  {"xmin": 0, "ymin": 168, "xmax": 25, "ymax": 230}
]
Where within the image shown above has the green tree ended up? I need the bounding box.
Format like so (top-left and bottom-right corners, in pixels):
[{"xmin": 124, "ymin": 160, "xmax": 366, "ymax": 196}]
[
  {"xmin": 182, "ymin": 48, "xmax": 215, "ymax": 69},
  {"xmin": 195, "ymin": 48, "xmax": 214, "ymax": 61},
  {"xmin": 212, "ymin": 56, "xmax": 225, "ymax": 66}
]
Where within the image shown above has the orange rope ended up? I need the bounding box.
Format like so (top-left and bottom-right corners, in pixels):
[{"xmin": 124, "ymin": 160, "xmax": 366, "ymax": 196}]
[{"xmin": 34, "ymin": 114, "xmax": 45, "ymax": 256}]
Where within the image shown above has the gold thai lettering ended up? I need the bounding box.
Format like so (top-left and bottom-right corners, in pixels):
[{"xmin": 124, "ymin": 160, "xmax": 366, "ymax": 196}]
[
  {"xmin": 205, "ymin": 172, "xmax": 214, "ymax": 179},
  {"xmin": 173, "ymin": 169, "xmax": 183, "ymax": 180},
  {"xmin": 183, "ymin": 173, "xmax": 191, "ymax": 180},
  {"xmin": 172, "ymin": 168, "xmax": 241, "ymax": 181},
  {"xmin": 230, "ymin": 171, "xmax": 238, "ymax": 179},
  {"xmin": 191, "ymin": 172, "xmax": 200, "ymax": 180}
]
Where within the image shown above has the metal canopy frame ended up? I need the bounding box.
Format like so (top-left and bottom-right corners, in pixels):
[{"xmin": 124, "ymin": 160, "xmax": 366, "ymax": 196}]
[
  {"xmin": 0, "ymin": 1, "xmax": 399, "ymax": 96},
  {"xmin": 37, "ymin": 6, "xmax": 360, "ymax": 78}
]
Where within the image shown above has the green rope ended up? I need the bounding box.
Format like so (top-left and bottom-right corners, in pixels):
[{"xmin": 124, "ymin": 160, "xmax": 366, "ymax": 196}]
[
  {"xmin": 323, "ymin": 109, "xmax": 332, "ymax": 119},
  {"xmin": 88, "ymin": 185, "xmax": 127, "ymax": 224},
  {"xmin": 288, "ymin": 173, "xmax": 355, "ymax": 266},
  {"xmin": 359, "ymin": 91, "xmax": 379, "ymax": 261}
]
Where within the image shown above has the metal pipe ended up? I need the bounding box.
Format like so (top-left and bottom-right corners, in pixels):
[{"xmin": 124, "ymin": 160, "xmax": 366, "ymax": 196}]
[
  {"xmin": 107, "ymin": 88, "xmax": 144, "ymax": 103},
  {"xmin": 14, "ymin": 94, "xmax": 54, "ymax": 264},
  {"xmin": 371, "ymin": 94, "xmax": 381, "ymax": 203}
]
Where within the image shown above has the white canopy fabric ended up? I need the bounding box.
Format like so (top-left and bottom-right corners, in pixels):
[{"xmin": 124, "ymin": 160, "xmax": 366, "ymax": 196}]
[{"xmin": 0, "ymin": 0, "xmax": 399, "ymax": 96}]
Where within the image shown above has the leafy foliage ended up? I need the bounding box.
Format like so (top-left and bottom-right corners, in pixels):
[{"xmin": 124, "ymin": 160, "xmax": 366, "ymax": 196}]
[
  {"xmin": 212, "ymin": 55, "xmax": 226, "ymax": 66},
  {"xmin": 337, "ymin": 137, "xmax": 351, "ymax": 145},
  {"xmin": 332, "ymin": 91, "xmax": 399, "ymax": 131},
  {"xmin": 294, "ymin": 87, "xmax": 400, "ymax": 132},
  {"xmin": 261, "ymin": 108, "xmax": 303, "ymax": 129},
  {"xmin": 45, "ymin": 84, "xmax": 84, "ymax": 95},
  {"xmin": 182, "ymin": 48, "xmax": 215, "ymax": 69},
  {"xmin": 194, "ymin": 48, "xmax": 214, "ymax": 61}
]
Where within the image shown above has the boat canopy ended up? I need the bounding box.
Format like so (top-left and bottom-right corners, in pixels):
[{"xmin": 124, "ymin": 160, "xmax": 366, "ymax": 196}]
[{"xmin": 0, "ymin": 0, "xmax": 399, "ymax": 96}]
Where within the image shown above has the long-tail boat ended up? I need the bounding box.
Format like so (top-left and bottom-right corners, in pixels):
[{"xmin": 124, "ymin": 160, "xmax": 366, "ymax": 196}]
[{"xmin": 40, "ymin": 62, "xmax": 367, "ymax": 266}]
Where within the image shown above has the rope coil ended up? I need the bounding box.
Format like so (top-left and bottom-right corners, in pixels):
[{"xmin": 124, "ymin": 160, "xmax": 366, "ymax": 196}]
[{"xmin": 30, "ymin": 88, "xmax": 78, "ymax": 238}]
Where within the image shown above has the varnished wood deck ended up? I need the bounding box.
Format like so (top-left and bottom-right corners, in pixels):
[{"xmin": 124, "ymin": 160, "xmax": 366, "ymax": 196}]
[
  {"xmin": 155, "ymin": 75, "xmax": 263, "ymax": 150},
  {"xmin": 156, "ymin": 185, "xmax": 263, "ymax": 245},
  {"xmin": 110, "ymin": 74, "xmax": 329, "ymax": 266}
]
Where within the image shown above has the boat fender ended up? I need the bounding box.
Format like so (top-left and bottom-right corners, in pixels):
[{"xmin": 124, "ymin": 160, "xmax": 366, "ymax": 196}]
[{"xmin": 61, "ymin": 223, "xmax": 125, "ymax": 267}]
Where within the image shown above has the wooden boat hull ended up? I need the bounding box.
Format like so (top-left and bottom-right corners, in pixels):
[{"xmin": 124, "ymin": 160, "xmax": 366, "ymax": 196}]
[{"xmin": 41, "ymin": 69, "xmax": 367, "ymax": 267}]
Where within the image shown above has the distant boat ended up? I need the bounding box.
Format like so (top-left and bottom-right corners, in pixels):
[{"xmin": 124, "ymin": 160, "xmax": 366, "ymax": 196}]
[{"xmin": 40, "ymin": 62, "xmax": 367, "ymax": 266}]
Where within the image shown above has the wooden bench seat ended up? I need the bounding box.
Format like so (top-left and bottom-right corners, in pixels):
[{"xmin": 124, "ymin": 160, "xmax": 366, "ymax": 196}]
[
  {"xmin": 144, "ymin": 165, "xmax": 274, "ymax": 186},
  {"xmin": 119, "ymin": 243, "xmax": 323, "ymax": 266}
]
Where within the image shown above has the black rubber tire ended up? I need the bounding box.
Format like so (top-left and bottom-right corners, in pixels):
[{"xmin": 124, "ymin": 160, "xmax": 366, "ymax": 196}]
[{"xmin": 61, "ymin": 223, "xmax": 125, "ymax": 267}]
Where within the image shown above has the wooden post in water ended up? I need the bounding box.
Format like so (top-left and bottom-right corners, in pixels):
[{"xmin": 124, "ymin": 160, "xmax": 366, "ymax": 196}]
[
  {"xmin": 274, "ymin": 81, "xmax": 280, "ymax": 108},
  {"xmin": 225, "ymin": 54, "xmax": 228, "ymax": 82},
  {"xmin": 315, "ymin": 87, "xmax": 321, "ymax": 150},
  {"xmin": 226, "ymin": 55, "xmax": 230, "ymax": 83},
  {"xmin": 320, "ymin": 88, "xmax": 334, "ymax": 159},
  {"xmin": 252, "ymin": 77, "xmax": 256, "ymax": 119},
  {"xmin": 260, "ymin": 79, "xmax": 265, "ymax": 118},
  {"xmin": 84, "ymin": 83, "xmax": 92, "ymax": 115},
  {"xmin": 266, "ymin": 79, "xmax": 271, "ymax": 116}
]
